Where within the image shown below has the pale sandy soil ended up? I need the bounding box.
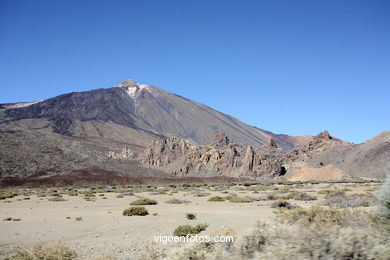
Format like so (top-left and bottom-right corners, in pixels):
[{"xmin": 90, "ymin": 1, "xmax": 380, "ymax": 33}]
[{"xmin": 0, "ymin": 183, "xmax": 379, "ymax": 259}]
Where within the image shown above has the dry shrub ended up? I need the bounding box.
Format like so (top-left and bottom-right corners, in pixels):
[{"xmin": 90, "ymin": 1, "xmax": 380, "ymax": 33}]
[
  {"xmin": 163, "ymin": 207, "xmax": 390, "ymax": 260},
  {"xmin": 292, "ymin": 192, "xmax": 317, "ymax": 201},
  {"xmin": 323, "ymin": 191, "xmax": 373, "ymax": 208},
  {"xmin": 0, "ymin": 190, "xmax": 17, "ymax": 200},
  {"xmin": 237, "ymin": 221, "xmax": 390, "ymax": 259},
  {"xmin": 317, "ymin": 189, "xmax": 334, "ymax": 195},
  {"xmin": 376, "ymin": 175, "xmax": 390, "ymax": 219},
  {"xmin": 48, "ymin": 196, "xmax": 67, "ymax": 202},
  {"xmin": 173, "ymin": 223, "xmax": 209, "ymax": 236},
  {"xmin": 164, "ymin": 228, "xmax": 235, "ymax": 260},
  {"xmin": 123, "ymin": 206, "xmax": 149, "ymax": 216},
  {"xmin": 207, "ymin": 196, "xmax": 226, "ymax": 202},
  {"xmin": 130, "ymin": 198, "xmax": 157, "ymax": 205},
  {"xmin": 229, "ymin": 197, "xmax": 253, "ymax": 203},
  {"xmin": 265, "ymin": 193, "xmax": 279, "ymax": 200},
  {"xmin": 164, "ymin": 241, "xmax": 231, "ymax": 260},
  {"xmin": 276, "ymin": 206, "xmax": 385, "ymax": 228},
  {"xmin": 166, "ymin": 198, "xmax": 191, "ymax": 204},
  {"xmin": 9, "ymin": 244, "xmax": 77, "ymax": 259},
  {"xmin": 191, "ymin": 191, "xmax": 211, "ymax": 197},
  {"xmin": 186, "ymin": 213, "xmax": 196, "ymax": 220},
  {"xmin": 270, "ymin": 201, "xmax": 299, "ymax": 210}
]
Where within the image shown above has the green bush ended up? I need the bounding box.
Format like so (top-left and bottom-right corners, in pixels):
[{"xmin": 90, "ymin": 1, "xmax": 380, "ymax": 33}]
[
  {"xmin": 317, "ymin": 189, "xmax": 333, "ymax": 195},
  {"xmin": 0, "ymin": 190, "xmax": 17, "ymax": 200},
  {"xmin": 208, "ymin": 196, "xmax": 226, "ymax": 202},
  {"xmin": 173, "ymin": 223, "xmax": 209, "ymax": 236},
  {"xmin": 130, "ymin": 198, "xmax": 157, "ymax": 205},
  {"xmin": 123, "ymin": 206, "xmax": 149, "ymax": 216},
  {"xmin": 3, "ymin": 216, "xmax": 22, "ymax": 221},
  {"xmin": 230, "ymin": 196, "xmax": 253, "ymax": 203}
]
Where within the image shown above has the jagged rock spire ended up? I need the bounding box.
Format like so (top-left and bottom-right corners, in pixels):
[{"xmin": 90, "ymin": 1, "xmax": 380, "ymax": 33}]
[
  {"xmin": 269, "ymin": 138, "xmax": 278, "ymax": 148},
  {"xmin": 212, "ymin": 130, "xmax": 230, "ymax": 147},
  {"xmin": 317, "ymin": 130, "xmax": 332, "ymax": 140}
]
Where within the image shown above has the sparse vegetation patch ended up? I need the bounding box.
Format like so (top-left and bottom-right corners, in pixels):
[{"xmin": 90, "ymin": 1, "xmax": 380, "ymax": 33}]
[
  {"xmin": 130, "ymin": 198, "xmax": 158, "ymax": 205},
  {"xmin": 166, "ymin": 198, "xmax": 191, "ymax": 204},
  {"xmin": 8, "ymin": 244, "xmax": 77, "ymax": 259},
  {"xmin": 123, "ymin": 206, "xmax": 149, "ymax": 216},
  {"xmin": 173, "ymin": 223, "xmax": 209, "ymax": 236},
  {"xmin": 208, "ymin": 196, "xmax": 226, "ymax": 202},
  {"xmin": 230, "ymin": 196, "xmax": 253, "ymax": 203},
  {"xmin": 376, "ymin": 175, "xmax": 390, "ymax": 219}
]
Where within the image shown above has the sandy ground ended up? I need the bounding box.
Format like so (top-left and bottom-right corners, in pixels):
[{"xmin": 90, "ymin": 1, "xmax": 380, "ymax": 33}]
[{"xmin": 0, "ymin": 182, "xmax": 380, "ymax": 259}]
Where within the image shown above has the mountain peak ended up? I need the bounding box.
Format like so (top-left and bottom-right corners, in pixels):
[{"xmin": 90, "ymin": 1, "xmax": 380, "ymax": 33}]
[
  {"xmin": 115, "ymin": 79, "xmax": 140, "ymax": 88},
  {"xmin": 114, "ymin": 80, "xmax": 151, "ymax": 98}
]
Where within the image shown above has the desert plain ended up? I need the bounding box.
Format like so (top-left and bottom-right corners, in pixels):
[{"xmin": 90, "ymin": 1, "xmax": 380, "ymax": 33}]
[{"xmin": 0, "ymin": 181, "xmax": 384, "ymax": 259}]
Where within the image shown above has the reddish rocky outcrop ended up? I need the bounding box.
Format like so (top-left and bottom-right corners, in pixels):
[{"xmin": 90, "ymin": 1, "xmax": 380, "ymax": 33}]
[
  {"xmin": 139, "ymin": 131, "xmax": 286, "ymax": 179},
  {"xmin": 138, "ymin": 130, "xmax": 350, "ymax": 180}
]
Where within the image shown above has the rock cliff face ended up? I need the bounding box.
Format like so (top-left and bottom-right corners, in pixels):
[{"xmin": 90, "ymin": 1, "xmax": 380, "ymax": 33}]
[
  {"xmin": 139, "ymin": 130, "xmax": 357, "ymax": 180},
  {"xmin": 140, "ymin": 131, "xmax": 287, "ymax": 178}
]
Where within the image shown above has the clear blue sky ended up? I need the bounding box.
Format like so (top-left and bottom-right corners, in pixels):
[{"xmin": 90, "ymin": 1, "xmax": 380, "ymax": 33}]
[{"xmin": 1, "ymin": 0, "xmax": 389, "ymax": 144}]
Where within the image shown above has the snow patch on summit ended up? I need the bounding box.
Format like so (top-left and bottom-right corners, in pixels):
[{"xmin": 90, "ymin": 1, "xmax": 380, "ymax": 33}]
[
  {"xmin": 126, "ymin": 86, "xmax": 138, "ymax": 98},
  {"xmin": 115, "ymin": 80, "xmax": 151, "ymax": 99},
  {"xmin": 125, "ymin": 84, "xmax": 150, "ymax": 99}
]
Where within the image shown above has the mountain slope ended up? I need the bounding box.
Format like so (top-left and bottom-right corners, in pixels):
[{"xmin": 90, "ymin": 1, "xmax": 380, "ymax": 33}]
[
  {"xmin": 2, "ymin": 80, "xmax": 297, "ymax": 149},
  {"xmin": 0, "ymin": 79, "xmax": 305, "ymax": 184}
]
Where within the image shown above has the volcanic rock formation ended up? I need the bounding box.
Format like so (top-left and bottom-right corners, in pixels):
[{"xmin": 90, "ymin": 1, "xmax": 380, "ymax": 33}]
[{"xmin": 138, "ymin": 130, "xmax": 387, "ymax": 180}]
